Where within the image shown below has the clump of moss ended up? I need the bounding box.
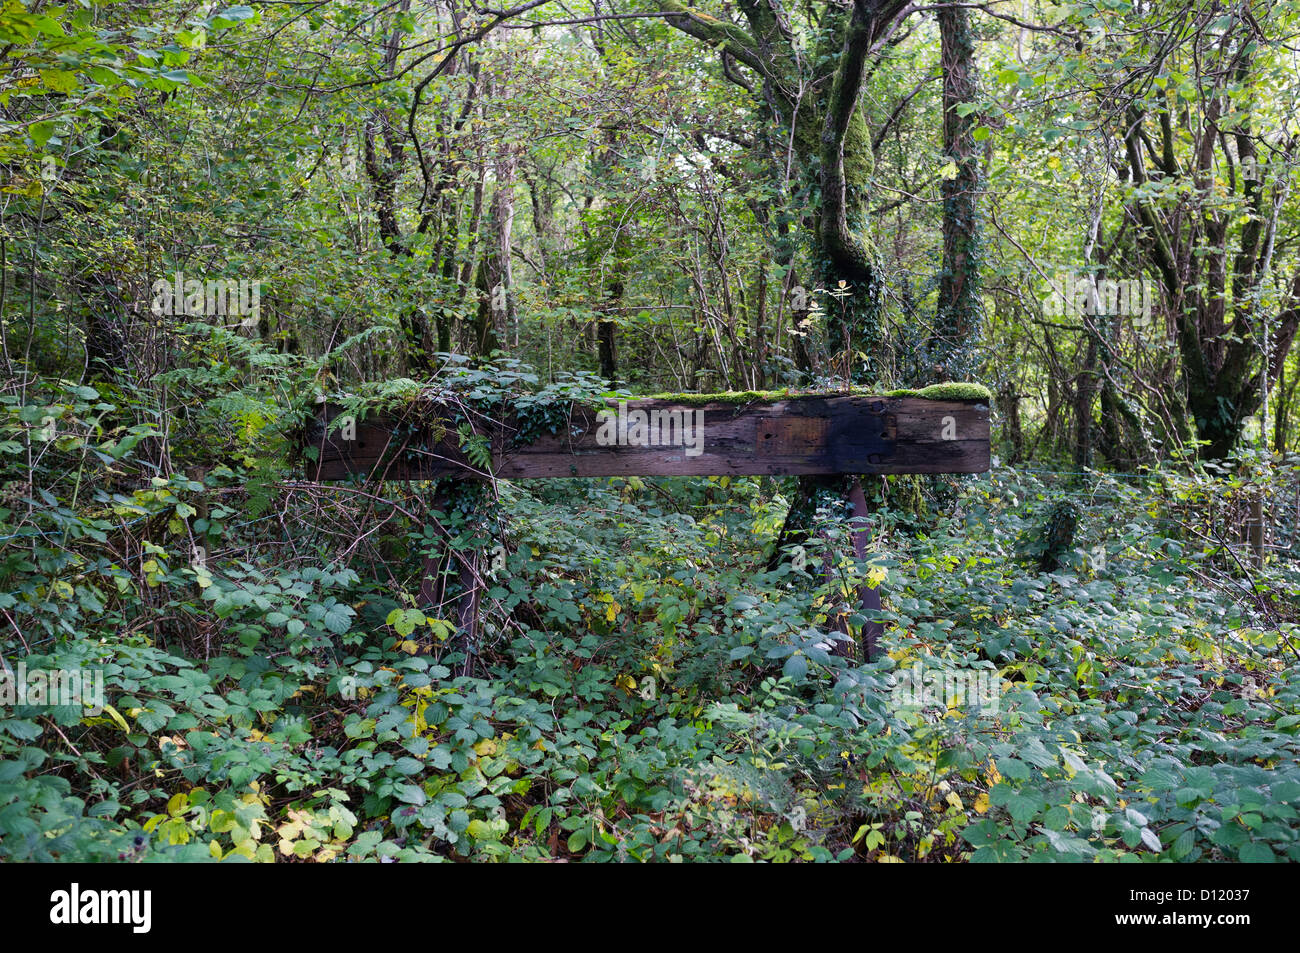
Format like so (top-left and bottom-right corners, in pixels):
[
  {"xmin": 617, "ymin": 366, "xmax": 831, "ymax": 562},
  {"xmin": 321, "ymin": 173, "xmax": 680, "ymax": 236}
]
[
  {"xmin": 642, "ymin": 382, "xmax": 990, "ymax": 404},
  {"xmin": 887, "ymin": 382, "xmax": 991, "ymax": 402},
  {"xmin": 642, "ymin": 385, "xmax": 901, "ymax": 404},
  {"xmin": 642, "ymin": 388, "xmax": 793, "ymax": 405}
]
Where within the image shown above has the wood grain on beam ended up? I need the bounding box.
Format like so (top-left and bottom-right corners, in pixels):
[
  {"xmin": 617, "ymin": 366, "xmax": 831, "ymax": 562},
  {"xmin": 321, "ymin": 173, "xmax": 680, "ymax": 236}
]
[{"xmin": 303, "ymin": 395, "xmax": 990, "ymax": 481}]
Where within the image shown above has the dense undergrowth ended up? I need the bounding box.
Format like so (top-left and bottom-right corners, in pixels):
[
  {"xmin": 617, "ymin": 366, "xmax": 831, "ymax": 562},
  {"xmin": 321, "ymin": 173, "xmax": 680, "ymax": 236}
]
[{"xmin": 3, "ymin": 375, "xmax": 1300, "ymax": 862}]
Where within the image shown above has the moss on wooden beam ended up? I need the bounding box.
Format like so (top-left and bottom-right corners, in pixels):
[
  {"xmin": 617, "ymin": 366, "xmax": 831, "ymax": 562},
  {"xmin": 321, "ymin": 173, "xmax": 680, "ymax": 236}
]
[
  {"xmin": 642, "ymin": 387, "xmax": 796, "ymax": 405},
  {"xmin": 316, "ymin": 380, "xmax": 992, "ymax": 424},
  {"xmin": 885, "ymin": 382, "xmax": 993, "ymax": 401},
  {"xmin": 645, "ymin": 382, "xmax": 992, "ymax": 405}
]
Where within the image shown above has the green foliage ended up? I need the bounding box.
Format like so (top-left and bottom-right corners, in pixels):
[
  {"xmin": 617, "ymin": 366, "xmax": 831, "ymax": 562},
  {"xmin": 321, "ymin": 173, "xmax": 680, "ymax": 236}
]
[
  {"xmin": 4, "ymin": 0, "xmax": 1300, "ymax": 867},
  {"xmin": 6, "ymin": 395, "xmax": 1300, "ymax": 862}
]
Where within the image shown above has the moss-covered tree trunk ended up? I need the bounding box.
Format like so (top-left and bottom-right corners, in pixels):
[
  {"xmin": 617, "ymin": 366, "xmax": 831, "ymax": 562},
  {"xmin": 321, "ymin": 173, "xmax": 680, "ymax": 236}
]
[
  {"xmin": 661, "ymin": 0, "xmax": 909, "ymax": 380},
  {"xmin": 929, "ymin": 4, "xmax": 983, "ymax": 383}
]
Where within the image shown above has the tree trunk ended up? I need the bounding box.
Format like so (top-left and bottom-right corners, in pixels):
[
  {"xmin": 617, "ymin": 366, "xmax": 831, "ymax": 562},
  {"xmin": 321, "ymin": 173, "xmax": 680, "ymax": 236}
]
[
  {"xmin": 930, "ymin": 4, "xmax": 983, "ymax": 383},
  {"xmin": 1074, "ymin": 328, "xmax": 1099, "ymax": 468},
  {"xmin": 486, "ymin": 144, "xmax": 518, "ymax": 353}
]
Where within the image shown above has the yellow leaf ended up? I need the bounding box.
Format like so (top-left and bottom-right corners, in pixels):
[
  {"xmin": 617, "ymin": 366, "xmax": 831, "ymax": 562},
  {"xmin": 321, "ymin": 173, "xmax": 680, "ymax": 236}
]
[
  {"xmin": 974, "ymin": 793, "xmax": 990, "ymax": 814},
  {"xmin": 101, "ymin": 704, "xmax": 131, "ymax": 732},
  {"xmin": 1, "ymin": 178, "xmax": 42, "ymax": 198}
]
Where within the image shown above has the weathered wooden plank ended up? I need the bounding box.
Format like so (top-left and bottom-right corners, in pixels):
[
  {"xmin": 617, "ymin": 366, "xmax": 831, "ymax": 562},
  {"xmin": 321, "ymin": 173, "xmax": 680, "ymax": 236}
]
[{"xmin": 303, "ymin": 394, "xmax": 990, "ymax": 481}]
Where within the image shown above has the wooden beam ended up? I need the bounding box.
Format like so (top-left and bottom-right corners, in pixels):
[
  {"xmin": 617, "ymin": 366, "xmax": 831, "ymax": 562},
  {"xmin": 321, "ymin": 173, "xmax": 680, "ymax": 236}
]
[{"xmin": 304, "ymin": 394, "xmax": 990, "ymax": 482}]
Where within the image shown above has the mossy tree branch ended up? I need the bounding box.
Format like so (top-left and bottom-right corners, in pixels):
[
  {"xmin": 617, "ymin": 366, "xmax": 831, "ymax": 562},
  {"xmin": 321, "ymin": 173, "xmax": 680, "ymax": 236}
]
[{"xmin": 818, "ymin": 0, "xmax": 878, "ymax": 283}]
